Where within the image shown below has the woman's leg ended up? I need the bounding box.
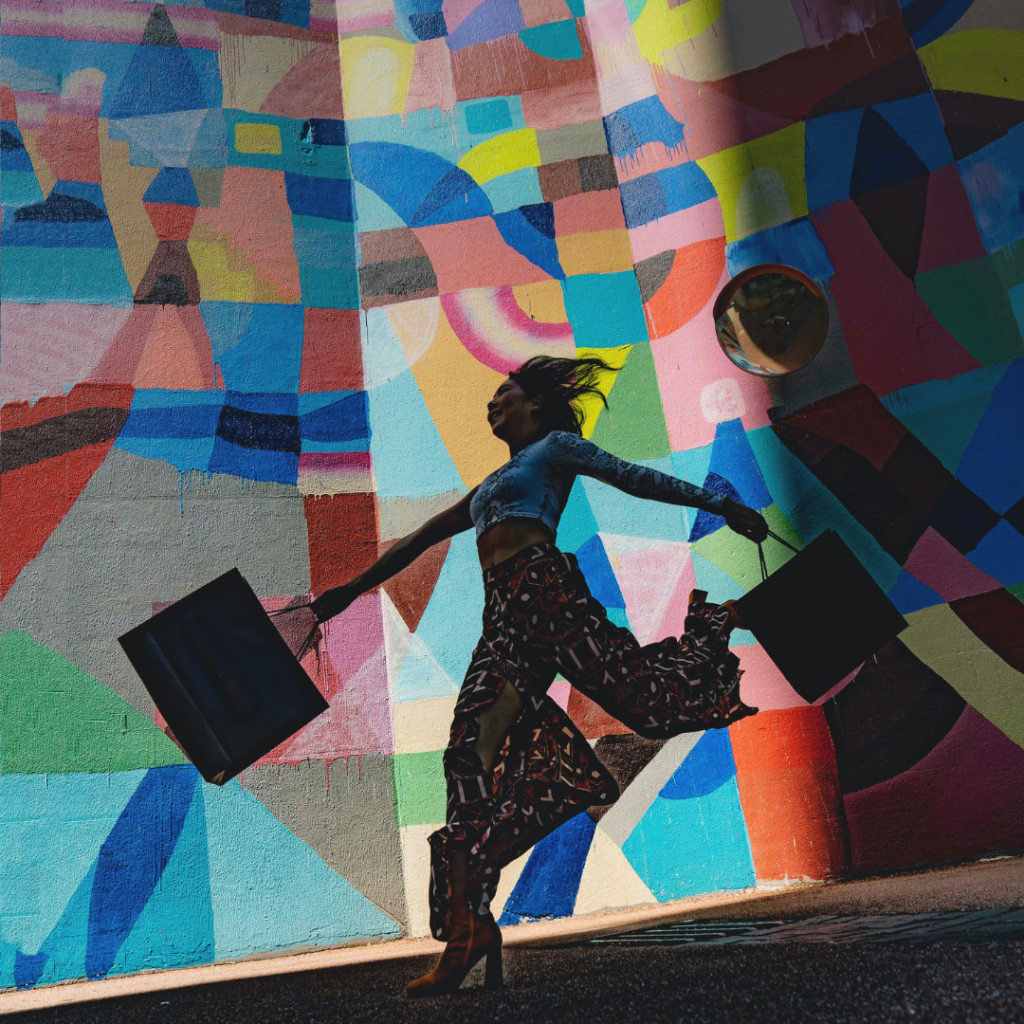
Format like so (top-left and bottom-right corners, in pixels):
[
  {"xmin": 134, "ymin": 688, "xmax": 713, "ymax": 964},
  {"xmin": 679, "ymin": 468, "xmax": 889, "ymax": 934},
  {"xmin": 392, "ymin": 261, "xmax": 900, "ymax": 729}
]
[{"xmin": 446, "ymin": 681, "xmax": 524, "ymax": 902}]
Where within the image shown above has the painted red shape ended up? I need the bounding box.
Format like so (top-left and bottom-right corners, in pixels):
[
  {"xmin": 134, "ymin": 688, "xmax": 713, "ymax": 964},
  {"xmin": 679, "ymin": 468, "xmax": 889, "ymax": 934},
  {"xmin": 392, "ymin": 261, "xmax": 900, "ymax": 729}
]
[
  {"xmin": 950, "ymin": 587, "xmax": 1024, "ymax": 674},
  {"xmin": 644, "ymin": 236, "xmax": 726, "ymax": 339},
  {"xmin": 1, "ymin": 84, "xmax": 17, "ymax": 120},
  {"xmin": 566, "ymin": 685, "xmax": 632, "ymax": 739},
  {"xmin": 299, "ymin": 308, "xmax": 363, "ymax": 392},
  {"xmin": 144, "ymin": 202, "xmax": 198, "ymax": 241},
  {"xmin": 2, "ymin": 443, "xmax": 116, "ymax": 598},
  {"xmin": 779, "ymin": 384, "xmax": 907, "ymax": 471},
  {"xmin": 90, "ymin": 305, "xmax": 215, "ymax": 389},
  {"xmin": 260, "ymin": 44, "xmax": 345, "ymax": 120},
  {"xmin": 382, "ymin": 537, "xmax": 451, "ymax": 633},
  {"xmin": 304, "ymin": 491, "xmax": 379, "ymax": 595},
  {"xmin": 731, "ymin": 706, "xmax": 848, "ymax": 882},
  {"xmin": 35, "ymin": 113, "xmax": 102, "ymax": 182},
  {"xmin": 917, "ymin": 164, "xmax": 989, "ymax": 275},
  {"xmin": 812, "ymin": 202, "xmax": 980, "ymax": 394},
  {"xmin": 844, "ymin": 706, "xmax": 1024, "ymax": 875}
]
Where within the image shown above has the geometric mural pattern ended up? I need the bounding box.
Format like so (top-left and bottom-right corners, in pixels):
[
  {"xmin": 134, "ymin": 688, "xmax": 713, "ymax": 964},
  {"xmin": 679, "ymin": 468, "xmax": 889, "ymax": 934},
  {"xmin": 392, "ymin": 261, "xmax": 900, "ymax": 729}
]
[{"xmin": 3, "ymin": 0, "xmax": 1024, "ymax": 990}]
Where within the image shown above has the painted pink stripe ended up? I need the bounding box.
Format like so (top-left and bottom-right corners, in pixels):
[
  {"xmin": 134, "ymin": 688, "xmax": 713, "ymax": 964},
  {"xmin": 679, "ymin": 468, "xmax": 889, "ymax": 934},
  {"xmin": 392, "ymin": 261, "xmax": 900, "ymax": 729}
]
[
  {"xmin": 628, "ymin": 198, "xmax": 725, "ymax": 262},
  {"xmin": 495, "ymin": 285, "xmax": 573, "ymax": 338},
  {"xmin": 299, "ymin": 451, "xmax": 373, "ymax": 472},
  {"xmin": 0, "ymin": 22, "xmax": 219, "ymax": 48},
  {"xmin": 2, "ymin": 0, "xmax": 218, "ymax": 23}
]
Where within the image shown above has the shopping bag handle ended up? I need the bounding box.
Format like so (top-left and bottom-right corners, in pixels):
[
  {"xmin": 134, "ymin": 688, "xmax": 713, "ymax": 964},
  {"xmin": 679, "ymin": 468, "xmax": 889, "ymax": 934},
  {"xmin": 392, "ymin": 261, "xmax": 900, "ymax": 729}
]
[{"xmin": 757, "ymin": 528, "xmax": 800, "ymax": 582}]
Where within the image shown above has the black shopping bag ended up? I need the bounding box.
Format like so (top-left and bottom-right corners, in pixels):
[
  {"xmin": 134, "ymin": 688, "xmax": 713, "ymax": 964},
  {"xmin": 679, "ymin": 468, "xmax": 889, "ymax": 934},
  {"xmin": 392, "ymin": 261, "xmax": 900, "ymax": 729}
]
[
  {"xmin": 734, "ymin": 529, "xmax": 908, "ymax": 702},
  {"xmin": 119, "ymin": 569, "xmax": 329, "ymax": 785}
]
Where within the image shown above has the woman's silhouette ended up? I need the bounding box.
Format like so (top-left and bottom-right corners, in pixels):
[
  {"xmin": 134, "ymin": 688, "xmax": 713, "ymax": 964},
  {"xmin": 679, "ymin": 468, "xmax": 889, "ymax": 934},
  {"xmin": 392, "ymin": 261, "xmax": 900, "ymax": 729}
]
[{"xmin": 279, "ymin": 356, "xmax": 767, "ymax": 997}]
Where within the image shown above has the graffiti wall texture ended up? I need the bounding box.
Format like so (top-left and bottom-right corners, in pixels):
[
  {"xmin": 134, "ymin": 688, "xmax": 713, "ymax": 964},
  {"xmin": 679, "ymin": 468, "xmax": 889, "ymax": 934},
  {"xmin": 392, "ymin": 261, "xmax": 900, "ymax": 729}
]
[{"xmin": 2, "ymin": 0, "xmax": 1024, "ymax": 990}]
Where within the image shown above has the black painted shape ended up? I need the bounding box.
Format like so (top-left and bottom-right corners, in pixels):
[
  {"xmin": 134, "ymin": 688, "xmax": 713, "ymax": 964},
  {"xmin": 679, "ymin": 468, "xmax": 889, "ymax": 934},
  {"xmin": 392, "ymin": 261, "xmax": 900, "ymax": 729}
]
[
  {"xmin": 587, "ymin": 734, "xmax": 666, "ymax": 823},
  {"xmin": 15, "ymin": 192, "xmax": 108, "ymax": 223},
  {"xmin": 579, "ymin": 153, "xmax": 619, "ymax": 193},
  {"xmin": 246, "ymin": 0, "xmax": 282, "ymax": 21},
  {"xmin": 1004, "ymin": 496, "xmax": 1024, "ymax": 536},
  {"xmin": 634, "ymin": 250, "xmax": 675, "ymax": 304},
  {"xmin": 852, "ymin": 173, "xmax": 930, "ymax": 279},
  {"xmin": 808, "ymin": 53, "xmax": 929, "ymax": 120},
  {"xmin": 216, "ymin": 405, "xmax": 301, "ymax": 454},
  {"xmin": 1, "ymin": 127, "xmax": 26, "ymax": 151},
  {"xmin": 774, "ymin": 423, "xmax": 929, "ymax": 565},
  {"xmin": 139, "ymin": 273, "xmax": 190, "ymax": 306},
  {"xmin": 141, "ymin": 3, "xmax": 181, "ymax": 46},
  {"xmin": 849, "ymin": 107, "xmax": 930, "ymax": 196},
  {"xmin": 520, "ymin": 201, "xmax": 556, "ymax": 239},
  {"xmin": 823, "ymin": 638, "xmax": 965, "ymax": 794},
  {"xmin": 933, "ymin": 90, "xmax": 1024, "ymax": 161},
  {"xmin": 928, "ymin": 479, "xmax": 1002, "ymax": 554}
]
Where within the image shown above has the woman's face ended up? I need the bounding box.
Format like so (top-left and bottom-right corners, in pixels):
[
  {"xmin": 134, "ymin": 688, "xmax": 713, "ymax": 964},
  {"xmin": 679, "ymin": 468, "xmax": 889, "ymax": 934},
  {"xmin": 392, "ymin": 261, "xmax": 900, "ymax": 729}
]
[{"xmin": 487, "ymin": 378, "xmax": 539, "ymax": 441}]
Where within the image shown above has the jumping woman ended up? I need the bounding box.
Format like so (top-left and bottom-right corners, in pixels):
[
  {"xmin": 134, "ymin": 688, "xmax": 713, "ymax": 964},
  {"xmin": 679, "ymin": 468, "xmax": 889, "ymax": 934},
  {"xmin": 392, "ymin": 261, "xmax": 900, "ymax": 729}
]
[{"xmin": 278, "ymin": 356, "xmax": 767, "ymax": 998}]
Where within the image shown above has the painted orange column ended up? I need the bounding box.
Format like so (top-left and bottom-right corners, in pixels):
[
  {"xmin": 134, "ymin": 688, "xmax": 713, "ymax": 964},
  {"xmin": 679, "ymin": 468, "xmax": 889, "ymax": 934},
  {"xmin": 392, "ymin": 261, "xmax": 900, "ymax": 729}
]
[{"xmin": 731, "ymin": 706, "xmax": 849, "ymax": 882}]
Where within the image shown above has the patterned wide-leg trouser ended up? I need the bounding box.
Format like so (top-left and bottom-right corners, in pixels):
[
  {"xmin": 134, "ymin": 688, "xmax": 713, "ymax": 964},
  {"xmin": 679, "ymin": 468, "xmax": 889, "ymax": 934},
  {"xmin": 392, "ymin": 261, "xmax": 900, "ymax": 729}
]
[{"xmin": 426, "ymin": 542, "xmax": 756, "ymax": 941}]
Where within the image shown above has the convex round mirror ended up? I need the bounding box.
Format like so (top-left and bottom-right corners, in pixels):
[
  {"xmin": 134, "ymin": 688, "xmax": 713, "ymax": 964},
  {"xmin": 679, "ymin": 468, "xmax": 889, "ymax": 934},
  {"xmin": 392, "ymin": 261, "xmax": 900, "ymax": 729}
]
[{"xmin": 713, "ymin": 264, "xmax": 829, "ymax": 377}]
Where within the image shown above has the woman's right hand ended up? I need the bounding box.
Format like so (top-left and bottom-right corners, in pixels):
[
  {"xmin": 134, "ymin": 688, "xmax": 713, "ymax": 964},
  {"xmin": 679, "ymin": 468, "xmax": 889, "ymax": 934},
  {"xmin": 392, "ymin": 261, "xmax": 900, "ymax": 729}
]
[{"xmin": 722, "ymin": 499, "xmax": 769, "ymax": 543}]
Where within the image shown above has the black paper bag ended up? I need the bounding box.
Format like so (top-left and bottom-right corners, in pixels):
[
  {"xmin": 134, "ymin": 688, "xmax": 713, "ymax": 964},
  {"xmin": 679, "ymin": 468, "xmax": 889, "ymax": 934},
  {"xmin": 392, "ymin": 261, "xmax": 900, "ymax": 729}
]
[
  {"xmin": 734, "ymin": 530, "xmax": 908, "ymax": 702},
  {"xmin": 119, "ymin": 569, "xmax": 329, "ymax": 785}
]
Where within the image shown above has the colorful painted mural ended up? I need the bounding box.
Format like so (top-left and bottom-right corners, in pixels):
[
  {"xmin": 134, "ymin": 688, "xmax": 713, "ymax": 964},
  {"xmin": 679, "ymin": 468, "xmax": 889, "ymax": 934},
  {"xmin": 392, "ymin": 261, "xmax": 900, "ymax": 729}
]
[{"xmin": 3, "ymin": 0, "xmax": 1024, "ymax": 991}]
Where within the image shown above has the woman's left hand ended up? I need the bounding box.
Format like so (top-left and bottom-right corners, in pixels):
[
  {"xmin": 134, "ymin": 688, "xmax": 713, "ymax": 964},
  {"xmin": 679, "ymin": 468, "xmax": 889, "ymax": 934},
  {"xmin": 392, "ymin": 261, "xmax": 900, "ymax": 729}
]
[{"xmin": 722, "ymin": 499, "xmax": 768, "ymax": 543}]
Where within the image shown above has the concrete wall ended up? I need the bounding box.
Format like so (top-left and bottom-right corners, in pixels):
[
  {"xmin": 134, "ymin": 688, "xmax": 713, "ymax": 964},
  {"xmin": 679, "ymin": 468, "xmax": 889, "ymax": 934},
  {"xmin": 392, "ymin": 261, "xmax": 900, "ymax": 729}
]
[{"xmin": 3, "ymin": 0, "xmax": 1024, "ymax": 991}]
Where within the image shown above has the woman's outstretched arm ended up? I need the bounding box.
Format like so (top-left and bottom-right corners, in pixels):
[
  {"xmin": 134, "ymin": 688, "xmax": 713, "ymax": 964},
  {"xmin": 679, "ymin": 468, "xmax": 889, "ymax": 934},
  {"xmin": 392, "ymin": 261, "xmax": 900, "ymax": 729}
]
[
  {"xmin": 548, "ymin": 432, "xmax": 768, "ymax": 541},
  {"xmin": 310, "ymin": 488, "xmax": 477, "ymax": 622}
]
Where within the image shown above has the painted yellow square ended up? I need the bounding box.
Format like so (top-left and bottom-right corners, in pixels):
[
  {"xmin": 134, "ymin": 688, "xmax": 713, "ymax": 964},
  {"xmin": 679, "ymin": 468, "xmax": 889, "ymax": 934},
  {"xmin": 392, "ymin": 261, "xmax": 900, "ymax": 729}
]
[
  {"xmin": 557, "ymin": 229, "xmax": 635, "ymax": 276},
  {"xmin": 234, "ymin": 122, "xmax": 282, "ymax": 155}
]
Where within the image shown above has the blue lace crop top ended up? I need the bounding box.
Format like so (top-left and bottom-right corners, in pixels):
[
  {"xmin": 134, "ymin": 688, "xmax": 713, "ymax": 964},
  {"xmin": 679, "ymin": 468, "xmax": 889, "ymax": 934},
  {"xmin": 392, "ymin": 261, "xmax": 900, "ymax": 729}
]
[{"xmin": 468, "ymin": 431, "xmax": 729, "ymax": 538}]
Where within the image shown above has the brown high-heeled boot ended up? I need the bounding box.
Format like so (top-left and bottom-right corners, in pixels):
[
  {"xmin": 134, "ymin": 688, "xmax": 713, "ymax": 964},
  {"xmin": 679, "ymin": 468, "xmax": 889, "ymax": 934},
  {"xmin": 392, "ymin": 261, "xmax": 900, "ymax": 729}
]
[{"xmin": 406, "ymin": 899, "xmax": 503, "ymax": 998}]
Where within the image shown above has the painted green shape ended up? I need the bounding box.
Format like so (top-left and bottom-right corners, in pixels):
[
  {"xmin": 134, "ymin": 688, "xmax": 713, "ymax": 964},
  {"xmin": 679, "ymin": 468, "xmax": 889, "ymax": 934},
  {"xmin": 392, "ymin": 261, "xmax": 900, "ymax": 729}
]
[
  {"xmin": 691, "ymin": 505, "xmax": 804, "ymax": 593},
  {"xmin": 519, "ymin": 20, "xmax": 583, "ymax": 60},
  {"xmin": 915, "ymin": 257, "xmax": 1024, "ymax": 366},
  {"xmin": 0, "ymin": 632, "xmax": 188, "ymax": 775},
  {"xmin": 897, "ymin": 393, "xmax": 994, "ymax": 474},
  {"xmin": 1009, "ymin": 582, "xmax": 1024, "ymax": 605},
  {"xmin": 392, "ymin": 750, "xmax": 446, "ymax": 827},
  {"xmin": 590, "ymin": 342, "xmax": 671, "ymax": 461},
  {"xmin": 990, "ymin": 245, "xmax": 1024, "ymax": 294}
]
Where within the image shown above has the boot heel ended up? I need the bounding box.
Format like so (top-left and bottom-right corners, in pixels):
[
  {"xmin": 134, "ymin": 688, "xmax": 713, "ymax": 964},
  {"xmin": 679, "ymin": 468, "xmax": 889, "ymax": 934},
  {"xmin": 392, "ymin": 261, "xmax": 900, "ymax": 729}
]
[{"xmin": 484, "ymin": 940, "xmax": 503, "ymax": 990}]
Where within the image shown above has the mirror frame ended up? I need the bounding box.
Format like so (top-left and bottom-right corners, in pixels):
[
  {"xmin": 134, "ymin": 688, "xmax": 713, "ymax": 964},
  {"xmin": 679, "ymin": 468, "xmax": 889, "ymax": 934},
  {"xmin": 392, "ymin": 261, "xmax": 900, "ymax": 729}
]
[{"xmin": 713, "ymin": 263, "xmax": 829, "ymax": 378}]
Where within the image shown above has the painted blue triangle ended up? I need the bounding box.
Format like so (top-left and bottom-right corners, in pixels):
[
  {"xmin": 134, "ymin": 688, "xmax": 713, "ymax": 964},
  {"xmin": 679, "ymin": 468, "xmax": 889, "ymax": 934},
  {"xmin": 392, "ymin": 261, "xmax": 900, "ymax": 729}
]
[
  {"xmin": 519, "ymin": 201, "xmax": 555, "ymax": 238},
  {"xmin": 688, "ymin": 472, "xmax": 740, "ymax": 543},
  {"xmin": 887, "ymin": 568, "xmax": 944, "ymax": 615},
  {"xmin": 409, "ymin": 530, "xmax": 486, "ymax": 685},
  {"xmin": 575, "ymin": 534, "xmax": 625, "ymax": 609},
  {"xmin": 85, "ymin": 766, "xmax": 200, "ymax": 980},
  {"xmin": 558, "ymin": 480, "xmax": 601, "ymax": 552},
  {"xmin": 659, "ymin": 729, "xmax": 736, "ymax": 800},
  {"xmin": 493, "ymin": 207, "xmax": 564, "ymax": 279},
  {"xmin": 0, "ymin": 770, "xmax": 146, "ymax": 989},
  {"xmin": 498, "ymin": 812, "xmax": 596, "ymax": 925},
  {"xmin": 109, "ymin": 784, "xmax": 214, "ymax": 976},
  {"xmin": 108, "ymin": 44, "xmax": 206, "ymax": 119},
  {"xmin": 708, "ymin": 418, "xmax": 773, "ymax": 508},
  {"xmin": 144, "ymin": 166, "xmax": 200, "ymax": 206},
  {"xmin": 203, "ymin": 778, "xmax": 399, "ymax": 960},
  {"xmin": 849, "ymin": 107, "xmax": 929, "ymax": 196}
]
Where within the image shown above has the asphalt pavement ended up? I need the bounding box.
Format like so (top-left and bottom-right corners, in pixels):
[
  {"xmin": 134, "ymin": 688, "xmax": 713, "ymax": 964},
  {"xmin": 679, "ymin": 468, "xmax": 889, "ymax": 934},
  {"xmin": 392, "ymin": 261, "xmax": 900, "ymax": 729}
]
[{"xmin": 6, "ymin": 857, "xmax": 1024, "ymax": 1024}]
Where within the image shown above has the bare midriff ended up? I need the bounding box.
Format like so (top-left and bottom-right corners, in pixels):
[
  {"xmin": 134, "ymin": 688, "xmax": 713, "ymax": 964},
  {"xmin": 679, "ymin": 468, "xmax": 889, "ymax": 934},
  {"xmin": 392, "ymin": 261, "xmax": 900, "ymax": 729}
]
[{"xmin": 476, "ymin": 517, "xmax": 556, "ymax": 570}]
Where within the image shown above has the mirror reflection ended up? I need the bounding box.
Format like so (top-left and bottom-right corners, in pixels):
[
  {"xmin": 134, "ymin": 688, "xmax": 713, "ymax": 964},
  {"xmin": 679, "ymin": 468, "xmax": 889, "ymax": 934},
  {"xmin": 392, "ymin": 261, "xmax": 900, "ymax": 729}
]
[{"xmin": 714, "ymin": 265, "xmax": 829, "ymax": 377}]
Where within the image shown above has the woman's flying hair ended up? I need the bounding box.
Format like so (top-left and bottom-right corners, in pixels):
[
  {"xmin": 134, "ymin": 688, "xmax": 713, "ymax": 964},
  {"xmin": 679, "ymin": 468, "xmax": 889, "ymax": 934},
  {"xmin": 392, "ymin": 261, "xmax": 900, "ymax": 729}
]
[{"xmin": 508, "ymin": 355, "xmax": 619, "ymax": 436}]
